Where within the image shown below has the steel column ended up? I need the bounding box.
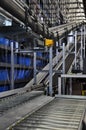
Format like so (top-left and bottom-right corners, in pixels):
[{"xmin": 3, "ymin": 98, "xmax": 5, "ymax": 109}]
[
  {"xmin": 11, "ymin": 41, "xmax": 14, "ymax": 90},
  {"xmin": 49, "ymin": 46, "xmax": 53, "ymax": 96},
  {"xmin": 67, "ymin": 40, "xmax": 70, "ymax": 51},
  {"xmin": 63, "ymin": 43, "xmax": 65, "ymax": 74},
  {"xmin": 62, "ymin": 43, "xmax": 65, "ymax": 94},
  {"xmin": 56, "ymin": 41, "xmax": 59, "ymax": 64},
  {"xmin": 58, "ymin": 0, "xmax": 60, "ymax": 24},
  {"xmin": 33, "ymin": 52, "xmax": 37, "ymax": 85},
  {"xmin": 69, "ymin": 78, "xmax": 72, "ymax": 95},
  {"xmin": 15, "ymin": 42, "xmax": 19, "ymax": 53},
  {"xmin": 58, "ymin": 77, "xmax": 61, "ymax": 95},
  {"xmin": 75, "ymin": 31, "xmax": 77, "ymax": 69},
  {"xmin": 80, "ymin": 27, "xmax": 83, "ymax": 70},
  {"xmin": 84, "ymin": 25, "xmax": 86, "ymax": 58}
]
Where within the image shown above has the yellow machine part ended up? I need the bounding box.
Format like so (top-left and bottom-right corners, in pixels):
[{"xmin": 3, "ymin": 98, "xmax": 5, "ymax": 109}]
[{"xmin": 45, "ymin": 39, "xmax": 54, "ymax": 47}]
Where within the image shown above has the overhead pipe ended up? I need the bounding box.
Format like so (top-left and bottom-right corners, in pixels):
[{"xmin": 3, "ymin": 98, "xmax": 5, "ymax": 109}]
[
  {"xmin": 0, "ymin": 0, "xmax": 48, "ymax": 37},
  {"xmin": 0, "ymin": 7, "xmax": 24, "ymax": 25},
  {"xmin": 0, "ymin": 0, "xmax": 84, "ymax": 39}
]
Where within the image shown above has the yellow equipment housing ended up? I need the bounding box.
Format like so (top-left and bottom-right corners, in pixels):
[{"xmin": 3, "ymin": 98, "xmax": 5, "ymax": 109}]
[{"xmin": 45, "ymin": 39, "xmax": 54, "ymax": 47}]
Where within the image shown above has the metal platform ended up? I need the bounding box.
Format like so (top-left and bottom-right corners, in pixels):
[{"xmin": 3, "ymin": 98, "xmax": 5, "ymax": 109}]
[{"xmin": 7, "ymin": 96, "xmax": 86, "ymax": 130}]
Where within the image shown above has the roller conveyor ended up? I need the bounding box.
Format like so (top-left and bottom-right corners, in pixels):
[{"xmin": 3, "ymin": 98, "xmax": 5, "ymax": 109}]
[
  {"xmin": 0, "ymin": 92, "xmax": 53, "ymax": 130},
  {"xmin": 0, "ymin": 91, "xmax": 43, "ymax": 116},
  {"xmin": 7, "ymin": 96, "xmax": 86, "ymax": 130}
]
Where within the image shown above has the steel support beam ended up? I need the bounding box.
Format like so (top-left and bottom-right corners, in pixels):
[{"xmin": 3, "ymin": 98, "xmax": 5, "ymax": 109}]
[
  {"xmin": 58, "ymin": 77, "xmax": 61, "ymax": 95},
  {"xmin": 63, "ymin": 43, "xmax": 65, "ymax": 74},
  {"xmin": 75, "ymin": 31, "xmax": 77, "ymax": 69},
  {"xmin": 62, "ymin": 43, "xmax": 65, "ymax": 94},
  {"xmin": 15, "ymin": 42, "xmax": 19, "ymax": 53},
  {"xmin": 84, "ymin": 25, "xmax": 86, "ymax": 58},
  {"xmin": 33, "ymin": 52, "xmax": 37, "ymax": 85},
  {"xmin": 69, "ymin": 78, "xmax": 72, "ymax": 95},
  {"xmin": 49, "ymin": 46, "xmax": 53, "ymax": 96},
  {"xmin": 56, "ymin": 41, "xmax": 59, "ymax": 64},
  {"xmin": 80, "ymin": 27, "xmax": 83, "ymax": 70},
  {"xmin": 68, "ymin": 12, "xmax": 84, "ymax": 14},
  {"xmin": 11, "ymin": 41, "xmax": 14, "ymax": 90}
]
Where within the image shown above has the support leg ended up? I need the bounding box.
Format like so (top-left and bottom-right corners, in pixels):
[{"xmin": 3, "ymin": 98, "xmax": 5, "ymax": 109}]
[
  {"xmin": 75, "ymin": 31, "xmax": 77, "ymax": 69},
  {"xmin": 33, "ymin": 52, "xmax": 37, "ymax": 85},
  {"xmin": 49, "ymin": 46, "xmax": 53, "ymax": 96},
  {"xmin": 62, "ymin": 43, "xmax": 65, "ymax": 94},
  {"xmin": 58, "ymin": 77, "xmax": 61, "ymax": 95},
  {"xmin": 69, "ymin": 78, "xmax": 72, "ymax": 95},
  {"xmin": 11, "ymin": 41, "xmax": 14, "ymax": 90}
]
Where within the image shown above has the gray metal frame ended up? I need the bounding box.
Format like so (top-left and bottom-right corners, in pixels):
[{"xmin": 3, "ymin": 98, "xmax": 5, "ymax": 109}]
[
  {"xmin": 56, "ymin": 41, "xmax": 59, "ymax": 64},
  {"xmin": 63, "ymin": 43, "xmax": 65, "ymax": 74},
  {"xmin": 11, "ymin": 41, "xmax": 14, "ymax": 90},
  {"xmin": 80, "ymin": 27, "xmax": 83, "ymax": 70},
  {"xmin": 33, "ymin": 52, "xmax": 37, "ymax": 85},
  {"xmin": 75, "ymin": 31, "xmax": 77, "ymax": 69},
  {"xmin": 58, "ymin": 77, "xmax": 61, "ymax": 95},
  {"xmin": 84, "ymin": 25, "xmax": 86, "ymax": 58},
  {"xmin": 62, "ymin": 43, "xmax": 65, "ymax": 94},
  {"xmin": 49, "ymin": 46, "xmax": 53, "ymax": 96},
  {"xmin": 69, "ymin": 78, "xmax": 72, "ymax": 95}
]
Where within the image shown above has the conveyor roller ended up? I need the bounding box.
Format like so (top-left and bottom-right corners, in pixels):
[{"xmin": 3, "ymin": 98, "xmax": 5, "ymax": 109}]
[
  {"xmin": 0, "ymin": 91, "xmax": 43, "ymax": 116},
  {"xmin": 8, "ymin": 97, "xmax": 86, "ymax": 130}
]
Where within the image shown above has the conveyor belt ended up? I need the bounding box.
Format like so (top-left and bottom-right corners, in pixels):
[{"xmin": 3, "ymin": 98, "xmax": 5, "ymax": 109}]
[
  {"xmin": 0, "ymin": 94, "xmax": 53, "ymax": 130},
  {"xmin": 59, "ymin": 42, "xmax": 80, "ymax": 73},
  {"xmin": 8, "ymin": 97, "xmax": 86, "ymax": 130},
  {"xmin": 52, "ymin": 43, "xmax": 80, "ymax": 86},
  {"xmin": 52, "ymin": 54, "xmax": 75, "ymax": 86},
  {"xmin": 0, "ymin": 91, "xmax": 43, "ymax": 116},
  {"xmin": 25, "ymin": 43, "xmax": 74, "ymax": 88}
]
